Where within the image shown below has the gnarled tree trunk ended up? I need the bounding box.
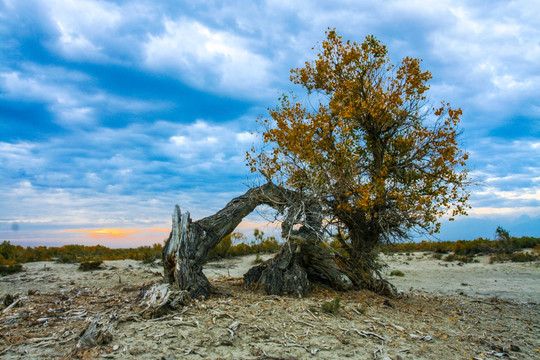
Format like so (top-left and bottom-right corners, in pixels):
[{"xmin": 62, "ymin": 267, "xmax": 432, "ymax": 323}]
[
  {"xmin": 244, "ymin": 238, "xmax": 354, "ymax": 297},
  {"xmin": 162, "ymin": 182, "xmax": 397, "ymax": 299},
  {"xmin": 162, "ymin": 182, "xmax": 305, "ymax": 299}
]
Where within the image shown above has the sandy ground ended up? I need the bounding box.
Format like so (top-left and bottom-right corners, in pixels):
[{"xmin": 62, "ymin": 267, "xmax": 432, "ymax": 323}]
[
  {"xmin": 0, "ymin": 252, "xmax": 538, "ymax": 359},
  {"xmin": 380, "ymin": 252, "xmax": 539, "ymax": 304}
]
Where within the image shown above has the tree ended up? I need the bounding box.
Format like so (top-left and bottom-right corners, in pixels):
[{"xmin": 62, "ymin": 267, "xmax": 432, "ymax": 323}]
[
  {"xmin": 495, "ymin": 226, "xmax": 512, "ymax": 253},
  {"xmin": 248, "ymin": 30, "xmax": 470, "ymax": 285}
]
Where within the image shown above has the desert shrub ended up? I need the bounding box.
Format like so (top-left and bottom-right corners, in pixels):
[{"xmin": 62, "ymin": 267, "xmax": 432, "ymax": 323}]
[
  {"xmin": 0, "ymin": 263, "xmax": 23, "ymax": 276},
  {"xmin": 139, "ymin": 245, "xmax": 161, "ymax": 264},
  {"xmin": 509, "ymin": 252, "xmax": 538, "ymax": 262},
  {"xmin": 322, "ymin": 297, "xmax": 342, "ymax": 314},
  {"xmin": 490, "ymin": 252, "xmax": 538, "ymax": 263},
  {"xmin": 390, "ymin": 270, "xmax": 405, "ymax": 277},
  {"xmin": 208, "ymin": 235, "xmax": 233, "ymax": 259},
  {"xmin": 258, "ymin": 236, "xmax": 281, "ymax": 253},
  {"xmin": 432, "ymin": 253, "xmax": 443, "ymax": 260},
  {"xmin": 443, "ymin": 254, "xmax": 477, "ymax": 263},
  {"xmin": 55, "ymin": 252, "xmax": 79, "ymax": 263},
  {"xmin": 78, "ymin": 261, "xmax": 103, "ymax": 271},
  {"xmin": 512, "ymin": 236, "xmax": 540, "ymax": 249},
  {"xmin": 381, "ymin": 233, "xmax": 540, "ymax": 256},
  {"xmin": 209, "ymin": 230, "xmax": 281, "ymax": 260},
  {"xmin": 252, "ymin": 254, "xmax": 263, "ymax": 264}
]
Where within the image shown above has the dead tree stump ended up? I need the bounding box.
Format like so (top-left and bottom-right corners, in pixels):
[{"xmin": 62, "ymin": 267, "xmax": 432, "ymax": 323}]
[{"xmin": 162, "ymin": 183, "xmax": 305, "ymax": 299}]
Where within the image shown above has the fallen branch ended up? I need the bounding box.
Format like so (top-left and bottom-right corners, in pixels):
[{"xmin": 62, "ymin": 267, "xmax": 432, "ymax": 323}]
[
  {"xmin": 172, "ymin": 317, "xmax": 199, "ymax": 327},
  {"xmin": 0, "ymin": 345, "xmax": 12, "ymax": 356},
  {"xmin": 339, "ymin": 326, "xmax": 387, "ymax": 341},
  {"xmin": 2, "ymin": 296, "xmax": 27, "ymax": 314}
]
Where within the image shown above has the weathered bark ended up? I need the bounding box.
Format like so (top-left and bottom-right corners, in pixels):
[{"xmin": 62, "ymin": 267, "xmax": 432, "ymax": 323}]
[
  {"xmin": 163, "ymin": 182, "xmax": 397, "ymax": 299},
  {"xmin": 337, "ymin": 256, "xmax": 398, "ymax": 297},
  {"xmin": 162, "ymin": 183, "xmax": 310, "ymax": 299},
  {"xmin": 137, "ymin": 283, "xmax": 191, "ymax": 319},
  {"xmin": 244, "ymin": 238, "xmax": 353, "ymax": 297},
  {"xmin": 78, "ymin": 316, "xmax": 115, "ymax": 348}
]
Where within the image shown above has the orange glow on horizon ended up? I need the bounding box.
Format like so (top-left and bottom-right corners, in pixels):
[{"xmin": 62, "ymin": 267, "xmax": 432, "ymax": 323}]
[
  {"xmin": 65, "ymin": 228, "xmax": 142, "ymax": 239},
  {"xmin": 147, "ymin": 228, "xmax": 170, "ymax": 233}
]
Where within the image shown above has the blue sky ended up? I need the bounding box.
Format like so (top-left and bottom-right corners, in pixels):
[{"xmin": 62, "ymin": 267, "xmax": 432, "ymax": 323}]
[{"xmin": 1, "ymin": 0, "xmax": 539, "ymax": 248}]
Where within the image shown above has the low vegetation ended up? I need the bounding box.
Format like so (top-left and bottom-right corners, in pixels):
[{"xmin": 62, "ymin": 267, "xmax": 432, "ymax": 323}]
[
  {"xmin": 321, "ymin": 297, "xmax": 342, "ymax": 314},
  {"xmin": 489, "ymin": 252, "xmax": 539, "ymax": 264},
  {"xmin": 0, "ymin": 241, "xmax": 164, "ymax": 266},
  {"xmin": 1, "ymin": 228, "xmax": 538, "ymax": 273},
  {"xmin": 0, "ymin": 263, "xmax": 23, "ymax": 276},
  {"xmin": 78, "ymin": 260, "xmax": 104, "ymax": 271},
  {"xmin": 382, "ymin": 234, "xmax": 539, "ymax": 257},
  {"xmin": 442, "ymin": 254, "xmax": 478, "ymax": 263},
  {"xmin": 0, "ymin": 229, "xmax": 281, "ymax": 271},
  {"xmin": 207, "ymin": 229, "xmax": 281, "ymax": 261},
  {"xmin": 390, "ymin": 270, "xmax": 405, "ymax": 277}
]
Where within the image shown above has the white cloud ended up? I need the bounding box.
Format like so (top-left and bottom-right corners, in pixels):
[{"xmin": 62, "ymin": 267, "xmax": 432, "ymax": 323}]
[
  {"xmin": 0, "ymin": 142, "xmax": 43, "ymax": 171},
  {"xmin": 468, "ymin": 206, "xmax": 540, "ymax": 218},
  {"xmin": 166, "ymin": 120, "xmax": 258, "ymax": 168},
  {"xmin": 426, "ymin": 1, "xmax": 540, "ymax": 123},
  {"xmin": 144, "ymin": 18, "xmax": 274, "ymax": 98},
  {"xmin": 0, "ymin": 65, "xmax": 167, "ymax": 127},
  {"xmin": 236, "ymin": 131, "xmax": 255, "ymax": 143},
  {"xmin": 46, "ymin": 0, "xmax": 122, "ymax": 62}
]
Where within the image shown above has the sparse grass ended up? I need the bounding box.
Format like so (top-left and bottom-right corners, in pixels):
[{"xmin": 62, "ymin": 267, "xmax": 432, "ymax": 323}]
[
  {"xmin": 390, "ymin": 269, "xmax": 405, "ymax": 277},
  {"xmin": 78, "ymin": 261, "xmax": 104, "ymax": 271},
  {"xmin": 322, "ymin": 297, "xmax": 342, "ymax": 314}
]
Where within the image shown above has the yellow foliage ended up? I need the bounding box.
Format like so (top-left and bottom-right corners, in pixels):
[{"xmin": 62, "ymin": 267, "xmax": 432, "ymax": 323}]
[{"xmin": 247, "ymin": 29, "xmax": 470, "ymax": 255}]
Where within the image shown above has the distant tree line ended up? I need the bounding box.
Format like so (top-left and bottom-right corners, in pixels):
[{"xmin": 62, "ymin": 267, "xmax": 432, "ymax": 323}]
[
  {"xmin": 380, "ymin": 234, "xmax": 539, "ymax": 255},
  {"xmin": 1, "ymin": 228, "xmax": 538, "ymax": 271},
  {"xmin": 0, "ymin": 242, "xmax": 164, "ymax": 266},
  {"xmin": 0, "ymin": 229, "xmax": 281, "ymax": 267}
]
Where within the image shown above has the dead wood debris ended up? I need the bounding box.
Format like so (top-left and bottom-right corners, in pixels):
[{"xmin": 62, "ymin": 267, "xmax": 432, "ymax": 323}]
[
  {"xmin": 138, "ymin": 283, "xmax": 191, "ymax": 319},
  {"xmin": 1, "ymin": 262, "xmax": 538, "ymax": 360},
  {"xmin": 77, "ymin": 315, "xmax": 116, "ymax": 348}
]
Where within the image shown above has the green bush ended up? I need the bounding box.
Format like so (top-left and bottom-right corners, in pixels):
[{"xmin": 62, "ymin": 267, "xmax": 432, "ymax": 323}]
[
  {"xmin": 208, "ymin": 230, "xmax": 281, "ymax": 260},
  {"xmin": 390, "ymin": 269, "xmax": 405, "ymax": 277},
  {"xmin": 78, "ymin": 261, "xmax": 103, "ymax": 271},
  {"xmin": 381, "ymin": 232, "xmax": 540, "ymax": 255},
  {"xmin": 443, "ymin": 254, "xmax": 477, "ymax": 263},
  {"xmin": 252, "ymin": 253, "xmax": 263, "ymax": 264},
  {"xmin": 55, "ymin": 252, "xmax": 79, "ymax": 264},
  {"xmin": 0, "ymin": 264, "xmax": 23, "ymax": 276}
]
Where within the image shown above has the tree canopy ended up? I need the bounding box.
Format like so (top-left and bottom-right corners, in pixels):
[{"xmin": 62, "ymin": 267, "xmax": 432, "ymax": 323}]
[{"xmin": 248, "ymin": 30, "xmax": 470, "ymax": 263}]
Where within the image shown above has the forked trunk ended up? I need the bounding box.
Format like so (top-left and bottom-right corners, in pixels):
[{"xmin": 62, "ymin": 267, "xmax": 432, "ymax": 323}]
[{"xmin": 162, "ymin": 183, "xmax": 313, "ymax": 298}]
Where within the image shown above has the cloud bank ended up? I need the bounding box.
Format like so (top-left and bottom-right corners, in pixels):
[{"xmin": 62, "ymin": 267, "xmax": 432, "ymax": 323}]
[{"xmin": 1, "ymin": 0, "xmax": 538, "ymax": 246}]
